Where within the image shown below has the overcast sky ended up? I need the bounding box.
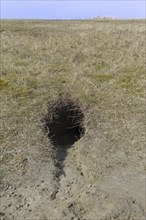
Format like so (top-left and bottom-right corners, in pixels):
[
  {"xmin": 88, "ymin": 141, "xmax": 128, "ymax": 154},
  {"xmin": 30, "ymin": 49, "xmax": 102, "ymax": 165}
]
[{"xmin": 1, "ymin": 1, "xmax": 145, "ymax": 19}]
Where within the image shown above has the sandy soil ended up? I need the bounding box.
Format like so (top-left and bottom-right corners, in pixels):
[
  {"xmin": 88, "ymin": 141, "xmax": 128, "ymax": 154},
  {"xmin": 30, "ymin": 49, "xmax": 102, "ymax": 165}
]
[{"xmin": 1, "ymin": 132, "xmax": 145, "ymax": 220}]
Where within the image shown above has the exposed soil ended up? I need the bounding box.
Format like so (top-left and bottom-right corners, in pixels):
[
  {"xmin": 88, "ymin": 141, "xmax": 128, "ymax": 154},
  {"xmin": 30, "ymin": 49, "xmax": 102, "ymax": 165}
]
[{"xmin": 1, "ymin": 140, "xmax": 145, "ymax": 220}]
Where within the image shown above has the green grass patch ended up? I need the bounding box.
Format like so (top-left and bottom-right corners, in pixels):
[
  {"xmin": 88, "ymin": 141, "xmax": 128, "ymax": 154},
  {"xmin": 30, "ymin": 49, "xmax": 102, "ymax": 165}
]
[
  {"xmin": 0, "ymin": 170, "xmax": 6, "ymax": 179},
  {"xmin": 0, "ymin": 79, "xmax": 9, "ymax": 90},
  {"xmin": 94, "ymin": 61, "xmax": 108, "ymax": 70},
  {"xmin": 93, "ymin": 74, "xmax": 113, "ymax": 82},
  {"xmin": 116, "ymin": 75, "xmax": 143, "ymax": 94},
  {"xmin": 14, "ymin": 59, "xmax": 30, "ymax": 67},
  {"xmin": 47, "ymin": 63, "xmax": 70, "ymax": 73},
  {"xmin": 84, "ymin": 72, "xmax": 113, "ymax": 83},
  {"xmin": 122, "ymin": 65, "xmax": 145, "ymax": 76}
]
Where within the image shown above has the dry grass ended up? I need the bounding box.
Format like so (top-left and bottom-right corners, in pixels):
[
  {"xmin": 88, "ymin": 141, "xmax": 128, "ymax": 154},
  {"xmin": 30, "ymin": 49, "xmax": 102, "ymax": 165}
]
[{"xmin": 0, "ymin": 19, "xmax": 145, "ymax": 219}]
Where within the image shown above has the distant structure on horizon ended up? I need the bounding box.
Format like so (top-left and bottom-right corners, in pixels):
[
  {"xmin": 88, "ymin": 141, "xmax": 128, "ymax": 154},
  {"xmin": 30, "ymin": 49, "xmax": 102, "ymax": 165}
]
[{"xmin": 92, "ymin": 16, "xmax": 118, "ymax": 20}]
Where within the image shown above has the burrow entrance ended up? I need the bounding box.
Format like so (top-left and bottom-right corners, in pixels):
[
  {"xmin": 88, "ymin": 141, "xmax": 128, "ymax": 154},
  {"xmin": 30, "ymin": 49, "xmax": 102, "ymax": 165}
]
[{"xmin": 43, "ymin": 95, "xmax": 85, "ymax": 178}]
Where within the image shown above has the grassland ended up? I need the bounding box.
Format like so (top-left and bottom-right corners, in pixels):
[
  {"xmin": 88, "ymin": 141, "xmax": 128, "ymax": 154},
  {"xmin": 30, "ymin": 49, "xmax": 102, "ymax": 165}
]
[{"xmin": 0, "ymin": 19, "xmax": 145, "ymax": 220}]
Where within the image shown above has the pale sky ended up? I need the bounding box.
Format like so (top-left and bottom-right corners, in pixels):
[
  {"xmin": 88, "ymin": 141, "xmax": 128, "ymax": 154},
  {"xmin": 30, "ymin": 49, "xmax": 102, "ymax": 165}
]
[{"xmin": 1, "ymin": 1, "xmax": 145, "ymax": 19}]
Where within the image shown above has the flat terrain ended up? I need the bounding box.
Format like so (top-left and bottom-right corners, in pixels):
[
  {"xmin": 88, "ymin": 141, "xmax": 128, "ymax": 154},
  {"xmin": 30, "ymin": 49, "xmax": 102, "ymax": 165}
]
[{"xmin": 0, "ymin": 19, "xmax": 145, "ymax": 220}]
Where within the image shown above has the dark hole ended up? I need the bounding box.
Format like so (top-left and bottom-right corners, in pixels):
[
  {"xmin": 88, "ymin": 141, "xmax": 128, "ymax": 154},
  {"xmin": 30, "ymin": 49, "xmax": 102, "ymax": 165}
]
[
  {"xmin": 42, "ymin": 97, "xmax": 85, "ymax": 178},
  {"xmin": 43, "ymin": 99, "xmax": 85, "ymax": 148}
]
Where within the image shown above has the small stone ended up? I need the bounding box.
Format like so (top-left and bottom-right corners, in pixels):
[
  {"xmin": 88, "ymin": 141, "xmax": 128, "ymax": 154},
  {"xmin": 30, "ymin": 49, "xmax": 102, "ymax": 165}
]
[
  {"xmin": 50, "ymin": 192, "xmax": 57, "ymax": 200},
  {"xmin": 16, "ymin": 205, "xmax": 20, "ymax": 210}
]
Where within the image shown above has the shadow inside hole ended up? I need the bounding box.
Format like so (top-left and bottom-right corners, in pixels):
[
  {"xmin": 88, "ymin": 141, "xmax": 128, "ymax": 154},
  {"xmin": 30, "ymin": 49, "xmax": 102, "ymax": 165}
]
[{"xmin": 44, "ymin": 101, "xmax": 85, "ymax": 178}]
